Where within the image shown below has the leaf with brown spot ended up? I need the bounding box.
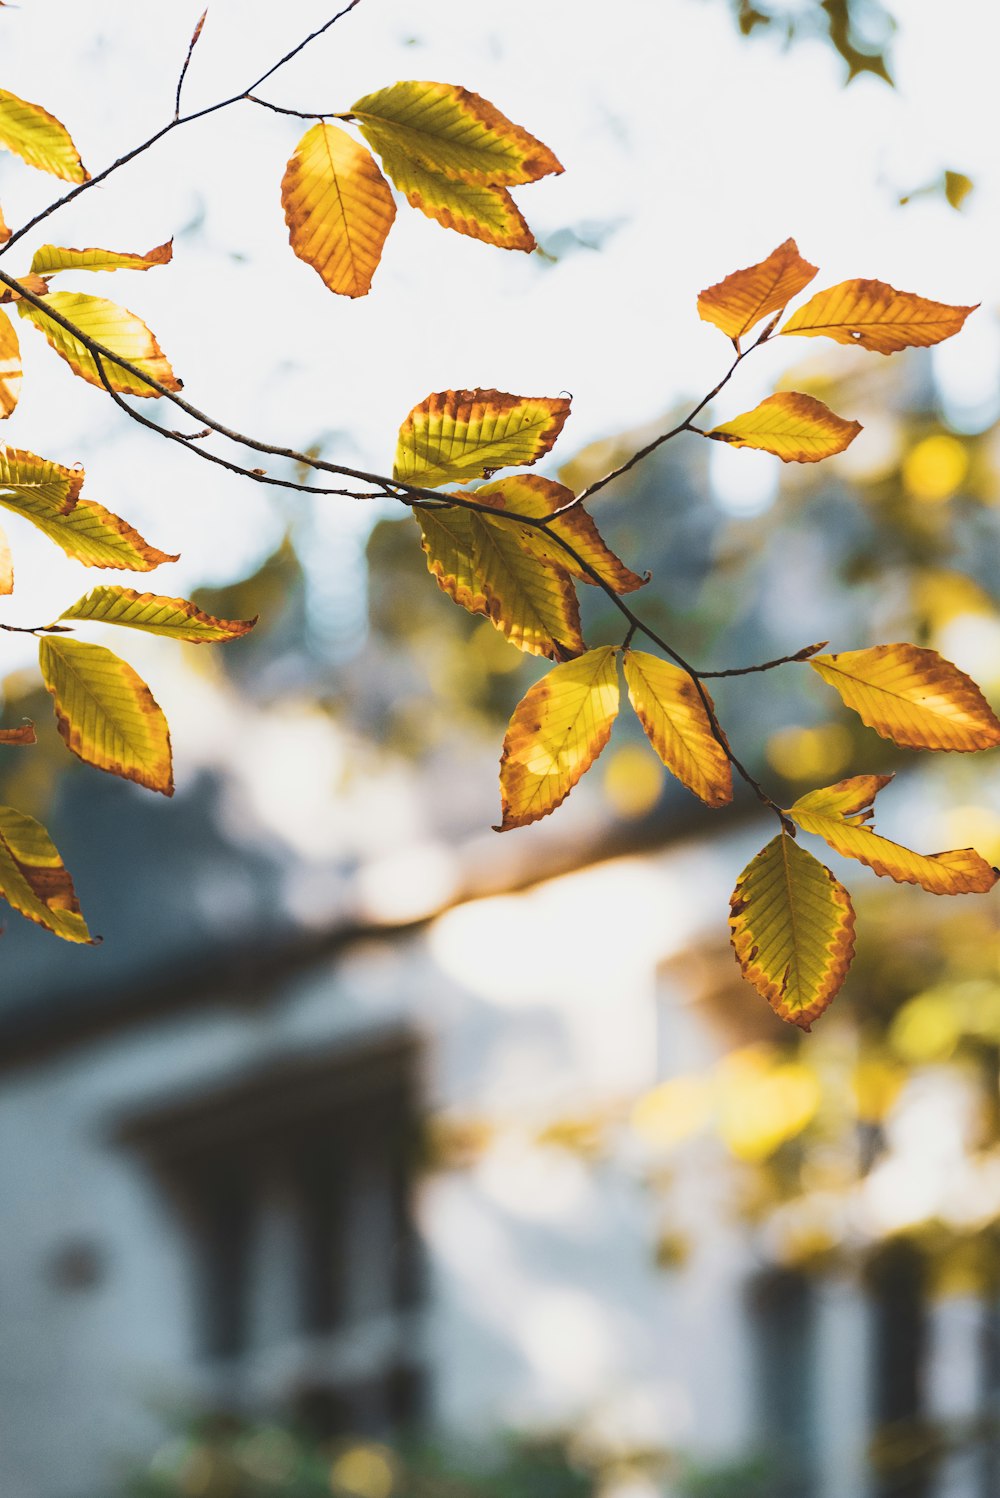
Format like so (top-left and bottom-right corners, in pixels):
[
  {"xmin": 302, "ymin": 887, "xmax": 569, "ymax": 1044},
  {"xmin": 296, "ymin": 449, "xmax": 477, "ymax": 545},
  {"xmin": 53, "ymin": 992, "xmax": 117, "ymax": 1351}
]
[
  {"xmin": 474, "ymin": 475, "xmax": 646, "ymax": 594},
  {"xmin": 29, "ymin": 241, "xmax": 173, "ymax": 276},
  {"xmin": 0, "ymin": 88, "xmax": 88, "ymax": 182},
  {"xmin": 470, "ymin": 512, "xmax": 583, "ymax": 660},
  {"xmin": 38, "ymin": 637, "xmax": 173, "ymax": 795},
  {"xmin": 0, "ymin": 493, "xmax": 176, "ymax": 570},
  {"xmin": 0, "ymin": 804, "xmax": 94, "ymax": 942},
  {"xmin": 497, "ymin": 647, "xmax": 620, "ymax": 829},
  {"xmin": 810, "ymin": 644, "xmax": 1000, "ymax": 752},
  {"xmin": 707, "ymin": 391, "xmax": 862, "ymax": 463},
  {"xmin": 352, "ymin": 80, "xmax": 562, "ymax": 187},
  {"xmin": 623, "ymin": 649, "xmax": 732, "ymax": 806},
  {"xmin": 395, "ymin": 389, "xmax": 571, "ymax": 487},
  {"xmin": 416, "ymin": 508, "xmax": 488, "ymax": 616},
  {"xmin": 377, "ymin": 146, "xmax": 534, "ymax": 250},
  {"xmin": 697, "ymin": 238, "xmax": 818, "ymax": 344},
  {"xmin": 790, "ymin": 775, "xmax": 999, "ymax": 895},
  {"xmin": 18, "ymin": 291, "xmax": 181, "ymax": 396},
  {"xmin": 781, "ymin": 279, "xmax": 977, "ymax": 354},
  {"xmin": 0, "ymin": 307, "xmax": 20, "ymax": 418},
  {"xmin": 729, "ymin": 831, "xmax": 856, "ymax": 1029},
  {"xmin": 59, "ymin": 586, "xmax": 255, "ymax": 642},
  {"xmin": 282, "ymin": 123, "xmax": 396, "ymax": 299}
]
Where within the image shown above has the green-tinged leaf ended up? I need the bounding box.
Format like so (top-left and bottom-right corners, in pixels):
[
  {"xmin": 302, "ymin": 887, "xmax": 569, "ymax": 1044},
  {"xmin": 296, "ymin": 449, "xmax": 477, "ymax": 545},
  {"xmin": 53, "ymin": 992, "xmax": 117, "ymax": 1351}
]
[
  {"xmin": 781, "ymin": 280, "xmax": 977, "ymax": 354},
  {"xmin": 474, "ymin": 475, "xmax": 646, "ymax": 593},
  {"xmin": 496, "ymin": 647, "xmax": 619, "ymax": 829},
  {"xmin": 697, "ymin": 238, "xmax": 818, "ymax": 343},
  {"xmin": 378, "ymin": 146, "xmax": 534, "ymax": 250},
  {"xmin": 0, "ymin": 804, "xmax": 94, "ymax": 942},
  {"xmin": 790, "ymin": 775, "xmax": 999, "ymax": 895},
  {"xmin": 0, "ymin": 88, "xmax": 88, "ymax": 182},
  {"xmin": 623, "ymin": 649, "xmax": 732, "ymax": 807},
  {"xmin": 416, "ymin": 508, "xmax": 488, "ymax": 615},
  {"xmin": 0, "ymin": 490, "xmax": 176, "ymax": 569},
  {"xmin": 395, "ymin": 389, "xmax": 571, "ymax": 487},
  {"xmin": 281, "ymin": 123, "xmax": 396, "ymax": 298},
  {"xmin": 730, "ymin": 831, "xmax": 856, "ymax": 1029},
  {"xmin": 18, "ymin": 291, "xmax": 181, "ymax": 396},
  {"xmin": 29, "ymin": 241, "xmax": 173, "ymax": 276},
  {"xmin": 352, "ymin": 80, "xmax": 563, "ymax": 187},
  {"xmin": 707, "ymin": 391, "xmax": 861, "ymax": 463},
  {"xmin": 0, "ymin": 443, "xmax": 83, "ymax": 511},
  {"xmin": 38, "ymin": 637, "xmax": 173, "ymax": 794},
  {"xmin": 810, "ymin": 643, "xmax": 1000, "ymax": 752},
  {"xmin": 470, "ymin": 512, "xmax": 583, "ymax": 659},
  {"xmin": 0, "ymin": 306, "xmax": 20, "ymax": 417},
  {"xmin": 59, "ymin": 586, "xmax": 255, "ymax": 642}
]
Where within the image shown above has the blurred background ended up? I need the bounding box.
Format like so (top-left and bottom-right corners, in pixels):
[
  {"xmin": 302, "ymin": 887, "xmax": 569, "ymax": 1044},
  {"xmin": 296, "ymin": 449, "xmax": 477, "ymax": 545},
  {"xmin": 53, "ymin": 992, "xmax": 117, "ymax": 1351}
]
[{"xmin": 2, "ymin": 1, "xmax": 1000, "ymax": 1495}]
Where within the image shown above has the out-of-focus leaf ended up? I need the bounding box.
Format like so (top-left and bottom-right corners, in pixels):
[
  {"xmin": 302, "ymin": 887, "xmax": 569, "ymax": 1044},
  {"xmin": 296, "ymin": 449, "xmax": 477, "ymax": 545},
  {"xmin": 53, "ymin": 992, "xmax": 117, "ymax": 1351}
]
[
  {"xmin": 29, "ymin": 241, "xmax": 173, "ymax": 276},
  {"xmin": 782, "ymin": 280, "xmax": 976, "ymax": 354},
  {"xmin": 59, "ymin": 586, "xmax": 255, "ymax": 642},
  {"xmin": 38, "ymin": 637, "xmax": 173, "ymax": 794},
  {"xmin": 496, "ymin": 646, "xmax": 619, "ymax": 829},
  {"xmin": 0, "ymin": 521, "xmax": 12, "ymax": 594},
  {"xmin": 474, "ymin": 475, "xmax": 646, "ymax": 593},
  {"xmin": 0, "ymin": 203, "xmax": 9, "ymax": 244},
  {"xmin": 708, "ymin": 391, "xmax": 861, "ymax": 463},
  {"xmin": 18, "ymin": 291, "xmax": 181, "ymax": 395},
  {"xmin": 0, "ymin": 804, "xmax": 94, "ymax": 942},
  {"xmin": 394, "ymin": 389, "xmax": 571, "ymax": 487},
  {"xmin": 730, "ymin": 831, "xmax": 856, "ymax": 1029},
  {"xmin": 281, "ymin": 123, "xmax": 395, "ymax": 299},
  {"xmin": 0, "ymin": 88, "xmax": 88, "ymax": 182},
  {"xmin": 352, "ymin": 80, "xmax": 563, "ymax": 187},
  {"xmin": 0, "ymin": 307, "xmax": 20, "ymax": 417},
  {"xmin": 810, "ymin": 644, "xmax": 1000, "ymax": 752},
  {"xmin": 697, "ymin": 237, "xmax": 818, "ymax": 343},
  {"xmin": 0, "ymin": 722, "xmax": 34, "ymax": 745},
  {"xmin": 377, "ymin": 147, "xmax": 534, "ymax": 250},
  {"xmin": 623, "ymin": 649, "xmax": 732, "ymax": 806},
  {"xmin": 944, "ymin": 171, "xmax": 973, "ymax": 211}
]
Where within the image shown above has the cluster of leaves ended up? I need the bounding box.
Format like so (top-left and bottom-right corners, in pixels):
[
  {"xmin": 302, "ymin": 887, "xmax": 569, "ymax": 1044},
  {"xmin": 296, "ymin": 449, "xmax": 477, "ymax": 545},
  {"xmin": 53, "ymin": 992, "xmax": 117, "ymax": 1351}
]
[{"xmin": 0, "ymin": 17, "xmax": 995, "ymax": 1033}]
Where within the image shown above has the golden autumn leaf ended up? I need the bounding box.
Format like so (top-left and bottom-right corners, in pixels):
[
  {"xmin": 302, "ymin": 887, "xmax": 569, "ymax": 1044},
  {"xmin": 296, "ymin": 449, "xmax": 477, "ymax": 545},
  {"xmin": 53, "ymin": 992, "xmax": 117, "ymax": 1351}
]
[
  {"xmin": 395, "ymin": 389, "xmax": 571, "ymax": 487},
  {"xmin": 0, "ymin": 521, "xmax": 12, "ymax": 594},
  {"xmin": 697, "ymin": 238, "xmax": 818, "ymax": 344},
  {"xmin": 474, "ymin": 475, "xmax": 646, "ymax": 593},
  {"xmin": 416, "ymin": 508, "xmax": 487, "ymax": 615},
  {"xmin": 59, "ymin": 586, "xmax": 255, "ymax": 642},
  {"xmin": 0, "ymin": 493, "xmax": 177, "ymax": 570},
  {"xmin": 0, "ymin": 306, "xmax": 21, "ymax": 418},
  {"xmin": 29, "ymin": 241, "xmax": 173, "ymax": 276},
  {"xmin": 0, "ymin": 804, "xmax": 94, "ymax": 943},
  {"xmin": 38, "ymin": 637, "xmax": 173, "ymax": 795},
  {"xmin": 0, "ymin": 443, "xmax": 83, "ymax": 511},
  {"xmin": 0, "ymin": 88, "xmax": 88, "ymax": 182},
  {"xmin": 496, "ymin": 646, "xmax": 619, "ymax": 829},
  {"xmin": 470, "ymin": 512, "xmax": 583, "ymax": 660},
  {"xmin": 376, "ymin": 147, "xmax": 534, "ymax": 250},
  {"xmin": 781, "ymin": 279, "xmax": 977, "ymax": 354},
  {"xmin": 623, "ymin": 649, "xmax": 732, "ymax": 807},
  {"xmin": 707, "ymin": 391, "xmax": 861, "ymax": 463},
  {"xmin": 790, "ymin": 775, "xmax": 999, "ymax": 895},
  {"xmin": 729, "ymin": 831, "xmax": 856, "ymax": 1029},
  {"xmin": 18, "ymin": 291, "xmax": 181, "ymax": 396},
  {"xmin": 0, "ymin": 272, "xmax": 50, "ymax": 305},
  {"xmin": 351, "ymin": 80, "xmax": 563, "ymax": 187},
  {"xmin": 281, "ymin": 122, "xmax": 396, "ymax": 299},
  {"xmin": 810, "ymin": 644, "xmax": 1000, "ymax": 752}
]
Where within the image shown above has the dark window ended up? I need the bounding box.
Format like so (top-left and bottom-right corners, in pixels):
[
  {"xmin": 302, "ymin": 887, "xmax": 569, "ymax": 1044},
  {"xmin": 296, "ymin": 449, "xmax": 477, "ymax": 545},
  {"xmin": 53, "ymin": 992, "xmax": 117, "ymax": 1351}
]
[{"xmin": 746, "ymin": 1267, "xmax": 818, "ymax": 1498}]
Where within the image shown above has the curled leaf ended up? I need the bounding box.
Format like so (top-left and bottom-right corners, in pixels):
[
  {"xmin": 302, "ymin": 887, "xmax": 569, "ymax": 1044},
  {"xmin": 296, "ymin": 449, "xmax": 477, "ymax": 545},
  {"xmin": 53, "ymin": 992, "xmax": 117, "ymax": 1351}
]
[
  {"xmin": 0, "ymin": 804, "xmax": 94, "ymax": 943},
  {"xmin": 281, "ymin": 122, "xmax": 396, "ymax": 299},
  {"xmin": 810, "ymin": 644, "xmax": 1000, "ymax": 752},
  {"xmin": 29, "ymin": 241, "xmax": 173, "ymax": 276},
  {"xmin": 707, "ymin": 391, "xmax": 861, "ymax": 463}
]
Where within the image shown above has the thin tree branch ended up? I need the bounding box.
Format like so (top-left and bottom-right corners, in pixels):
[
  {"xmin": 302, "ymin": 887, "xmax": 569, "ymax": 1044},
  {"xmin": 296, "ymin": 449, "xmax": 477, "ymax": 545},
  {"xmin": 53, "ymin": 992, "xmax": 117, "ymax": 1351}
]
[
  {"xmin": 699, "ymin": 642, "xmax": 828, "ymax": 678},
  {"xmin": 174, "ymin": 9, "xmax": 208, "ymax": 121},
  {"xmin": 245, "ymin": 95, "xmax": 343, "ymax": 121}
]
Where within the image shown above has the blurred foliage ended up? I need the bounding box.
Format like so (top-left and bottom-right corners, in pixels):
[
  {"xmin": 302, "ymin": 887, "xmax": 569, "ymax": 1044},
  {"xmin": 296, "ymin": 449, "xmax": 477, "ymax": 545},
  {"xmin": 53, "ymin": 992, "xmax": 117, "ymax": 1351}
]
[{"xmin": 728, "ymin": 0, "xmax": 895, "ymax": 83}]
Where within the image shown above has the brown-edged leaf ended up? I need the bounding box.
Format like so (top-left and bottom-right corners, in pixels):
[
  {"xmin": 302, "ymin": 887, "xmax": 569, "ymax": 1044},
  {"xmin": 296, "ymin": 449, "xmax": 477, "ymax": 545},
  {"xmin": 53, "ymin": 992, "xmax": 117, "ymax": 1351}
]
[
  {"xmin": 29, "ymin": 241, "xmax": 173, "ymax": 276},
  {"xmin": 18, "ymin": 291, "xmax": 181, "ymax": 395},
  {"xmin": 698, "ymin": 238, "xmax": 818, "ymax": 344},
  {"xmin": 623, "ymin": 649, "xmax": 732, "ymax": 806},
  {"xmin": 377, "ymin": 146, "xmax": 534, "ymax": 250},
  {"xmin": 59, "ymin": 586, "xmax": 255, "ymax": 642},
  {"xmin": 282, "ymin": 122, "xmax": 396, "ymax": 299},
  {"xmin": 395, "ymin": 389, "xmax": 571, "ymax": 487},
  {"xmin": 0, "ymin": 804, "xmax": 94, "ymax": 942},
  {"xmin": 707, "ymin": 391, "xmax": 861, "ymax": 463},
  {"xmin": 782, "ymin": 279, "xmax": 977, "ymax": 354},
  {"xmin": 810, "ymin": 644, "xmax": 1000, "ymax": 752},
  {"xmin": 473, "ymin": 475, "xmax": 645, "ymax": 594},
  {"xmin": 0, "ymin": 306, "xmax": 20, "ymax": 417}
]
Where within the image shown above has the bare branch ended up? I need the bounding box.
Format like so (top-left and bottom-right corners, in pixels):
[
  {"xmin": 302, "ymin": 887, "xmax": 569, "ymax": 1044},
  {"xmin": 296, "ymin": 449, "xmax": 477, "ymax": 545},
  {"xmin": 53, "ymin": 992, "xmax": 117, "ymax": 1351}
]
[{"xmin": 174, "ymin": 8, "xmax": 208, "ymax": 120}]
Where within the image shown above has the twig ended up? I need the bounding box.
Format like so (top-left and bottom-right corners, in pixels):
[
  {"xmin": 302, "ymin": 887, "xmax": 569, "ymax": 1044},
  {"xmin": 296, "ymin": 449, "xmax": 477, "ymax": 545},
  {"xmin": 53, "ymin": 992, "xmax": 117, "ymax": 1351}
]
[
  {"xmin": 700, "ymin": 642, "xmax": 828, "ymax": 678},
  {"xmin": 245, "ymin": 95, "xmax": 343, "ymax": 121},
  {"xmin": 174, "ymin": 8, "xmax": 208, "ymax": 121}
]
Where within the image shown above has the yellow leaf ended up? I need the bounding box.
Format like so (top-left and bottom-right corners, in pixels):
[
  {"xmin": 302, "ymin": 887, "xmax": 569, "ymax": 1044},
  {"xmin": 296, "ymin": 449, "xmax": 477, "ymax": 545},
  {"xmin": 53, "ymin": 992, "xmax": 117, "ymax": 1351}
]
[
  {"xmin": 0, "ymin": 804, "xmax": 94, "ymax": 943},
  {"xmin": 416, "ymin": 508, "xmax": 488, "ymax": 615},
  {"xmin": 395, "ymin": 389, "xmax": 571, "ymax": 487},
  {"xmin": 781, "ymin": 279, "xmax": 977, "ymax": 354},
  {"xmin": 0, "ymin": 521, "xmax": 12, "ymax": 595},
  {"xmin": 790, "ymin": 775, "xmax": 998, "ymax": 895},
  {"xmin": 707, "ymin": 391, "xmax": 861, "ymax": 463},
  {"xmin": 38, "ymin": 637, "xmax": 173, "ymax": 795},
  {"xmin": 470, "ymin": 512, "xmax": 583, "ymax": 659},
  {"xmin": 497, "ymin": 647, "xmax": 619, "ymax": 829},
  {"xmin": 0, "ymin": 88, "xmax": 88, "ymax": 182},
  {"xmin": 474, "ymin": 475, "xmax": 645, "ymax": 593},
  {"xmin": 29, "ymin": 240, "xmax": 173, "ymax": 276},
  {"xmin": 281, "ymin": 123, "xmax": 395, "ymax": 299},
  {"xmin": 59, "ymin": 586, "xmax": 255, "ymax": 642},
  {"xmin": 18, "ymin": 291, "xmax": 181, "ymax": 396},
  {"xmin": 810, "ymin": 643, "xmax": 1000, "ymax": 752},
  {"xmin": 377, "ymin": 146, "xmax": 534, "ymax": 250},
  {"xmin": 623, "ymin": 649, "xmax": 732, "ymax": 807},
  {"xmin": 698, "ymin": 238, "xmax": 818, "ymax": 344},
  {"xmin": 729, "ymin": 832, "xmax": 856, "ymax": 1029},
  {"xmin": 352, "ymin": 80, "xmax": 562, "ymax": 187},
  {"xmin": 0, "ymin": 306, "xmax": 21, "ymax": 417},
  {"xmin": 0, "ymin": 493, "xmax": 177, "ymax": 570},
  {"xmin": 0, "ymin": 443, "xmax": 83, "ymax": 511}
]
